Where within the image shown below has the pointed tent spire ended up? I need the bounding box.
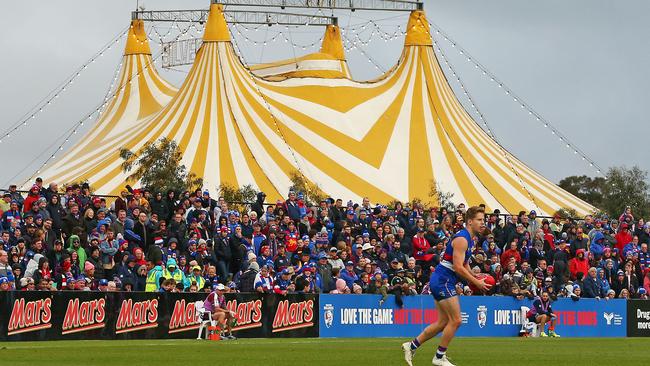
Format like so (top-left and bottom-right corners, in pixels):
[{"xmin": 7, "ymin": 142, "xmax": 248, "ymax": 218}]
[
  {"xmin": 125, "ymin": 19, "xmax": 151, "ymax": 55},
  {"xmin": 404, "ymin": 10, "xmax": 432, "ymax": 47},
  {"xmin": 320, "ymin": 25, "xmax": 346, "ymax": 61},
  {"xmin": 203, "ymin": 3, "xmax": 230, "ymax": 42},
  {"xmin": 38, "ymin": 17, "xmax": 178, "ymax": 188}
]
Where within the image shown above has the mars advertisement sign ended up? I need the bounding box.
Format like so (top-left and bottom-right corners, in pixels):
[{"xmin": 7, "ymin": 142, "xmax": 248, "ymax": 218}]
[
  {"xmin": 7, "ymin": 297, "xmax": 52, "ymax": 336},
  {"xmin": 271, "ymin": 299, "xmax": 315, "ymax": 333},
  {"xmin": 61, "ymin": 298, "xmax": 106, "ymax": 335},
  {"xmin": 0, "ymin": 292, "xmax": 318, "ymax": 341}
]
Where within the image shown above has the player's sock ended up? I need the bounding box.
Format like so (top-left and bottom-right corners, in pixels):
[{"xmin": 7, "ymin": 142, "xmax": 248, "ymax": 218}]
[
  {"xmin": 549, "ymin": 323, "xmax": 555, "ymax": 331},
  {"xmin": 435, "ymin": 346, "xmax": 447, "ymax": 359},
  {"xmin": 409, "ymin": 338, "xmax": 421, "ymax": 351}
]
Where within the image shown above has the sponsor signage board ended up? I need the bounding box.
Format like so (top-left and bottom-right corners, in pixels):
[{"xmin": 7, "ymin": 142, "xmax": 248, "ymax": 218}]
[
  {"xmin": 0, "ymin": 292, "xmax": 318, "ymax": 341},
  {"xmin": 319, "ymin": 295, "xmax": 627, "ymax": 338}
]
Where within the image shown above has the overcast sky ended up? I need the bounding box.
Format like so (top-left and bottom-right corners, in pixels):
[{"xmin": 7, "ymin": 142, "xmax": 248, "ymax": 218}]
[{"xmin": 1, "ymin": 0, "xmax": 648, "ymax": 188}]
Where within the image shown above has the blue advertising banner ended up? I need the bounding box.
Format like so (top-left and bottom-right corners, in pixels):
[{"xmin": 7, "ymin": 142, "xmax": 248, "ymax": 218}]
[
  {"xmin": 456, "ymin": 296, "xmax": 524, "ymax": 337},
  {"xmin": 319, "ymin": 295, "xmax": 626, "ymax": 338},
  {"xmin": 320, "ymin": 294, "xmax": 432, "ymax": 338},
  {"xmin": 551, "ymin": 298, "xmax": 626, "ymax": 337}
]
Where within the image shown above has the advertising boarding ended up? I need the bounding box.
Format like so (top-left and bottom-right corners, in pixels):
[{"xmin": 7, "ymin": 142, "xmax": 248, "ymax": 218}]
[{"xmin": 320, "ymin": 294, "xmax": 626, "ymax": 338}]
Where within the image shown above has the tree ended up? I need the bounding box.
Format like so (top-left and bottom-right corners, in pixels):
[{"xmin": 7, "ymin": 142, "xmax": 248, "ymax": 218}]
[
  {"xmin": 429, "ymin": 180, "xmax": 456, "ymax": 211},
  {"xmin": 385, "ymin": 180, "xmax": 458, "ymax": 211},
  {"xmin": 385, "ymin": 180, "xmax": 456, "ymax": 210},
  {"xmin": 554, "ymin": 207, "xmax": 578, "ymax": 220},
  {"xmin": 218, "ymin": 183, "xmax": 258, "ymax": 213},
  {"xmin": 558, "ymin": 175, "xmax": 606, "ymax": 208},
  {"xmin": 119, "ymin": 138, "xmax": 203, "ymax": 194},
  {"xmin": 288, "ymin": 170, "xmax": 327, "ymax": 206},
  {"xmin": 601, "ymin": 166, "xmax": 650, "ymax": 219}
]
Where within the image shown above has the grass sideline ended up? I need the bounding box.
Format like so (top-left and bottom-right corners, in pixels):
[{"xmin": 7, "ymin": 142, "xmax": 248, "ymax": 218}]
[{"xmin": 0, "ymin": 338, "xmax": 649, "ymax": 365}]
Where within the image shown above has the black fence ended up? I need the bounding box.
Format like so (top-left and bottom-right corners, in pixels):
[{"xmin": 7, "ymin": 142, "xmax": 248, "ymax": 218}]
[
  {"xmin": 0, "ymin": 291, "xmax": 318, "ymax": 341},
  {"xmin": 627, "ymin": 300, "xmax": 650, "ymax": 337}
]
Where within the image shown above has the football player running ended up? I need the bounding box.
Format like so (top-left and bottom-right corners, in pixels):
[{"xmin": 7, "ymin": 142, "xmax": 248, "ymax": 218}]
[{"xmin": 402, "ymin": 206, "xmax": 492, "ymax": 366}]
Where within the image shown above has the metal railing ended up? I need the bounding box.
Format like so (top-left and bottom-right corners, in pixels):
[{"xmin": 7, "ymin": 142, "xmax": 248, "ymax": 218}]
[
  {"xmin": 133, "ymin": 9, "xmax": 337, "ymax": 26},
  {"xmin": 215, "ymin": 0, "xmax": 423, "ymax": 11}
]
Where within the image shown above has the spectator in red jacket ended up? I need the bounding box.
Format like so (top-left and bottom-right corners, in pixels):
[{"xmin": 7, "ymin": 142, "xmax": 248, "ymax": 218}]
[
  {"xmin": 615, "ymin": 223, "xmax": 632, "ymax": 257},
  {"xmin": 541, "ymin": 225, "xmax": 556, "ymax": 252},
  {"xmin": 569, "ymin": 249, "xmax": 590, "ymax": 280},
  {"xmin": 411, "ymin": 228, "xmax": 433, "ymax": 264},
  {"xmin": 501, "ymin": 240, "xmax": 522, "ymax": 267},
  {"xmin": 22, "ymin": 185, "xmax": 41, "ymax": 213}
]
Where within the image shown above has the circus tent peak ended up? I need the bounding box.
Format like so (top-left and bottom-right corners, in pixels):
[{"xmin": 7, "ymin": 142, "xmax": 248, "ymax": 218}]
[
  {"xmin": 250, "ymin": 24, "xmax": 351, "ymax": 80},
  {"xmin": 404, "ymin": 10, "xmax": 432, "ymax": 47},
  {"xmin": 125, "ymin": 19, "xmax": 153, "ymax": 55},
  {"xmin": 203, "ymin": 3, "xmax": 231, "ymax": 42},
  {"xmin": 320, "ymin": 25, "xmax": 346, "ymax": 61},
  {"xmin": 38, "ymin": 5, "xmax": 595, "ymax": 216},
  {"xmin": 35, "ymin": 19, "xmax": 177, "ymax": 188}
]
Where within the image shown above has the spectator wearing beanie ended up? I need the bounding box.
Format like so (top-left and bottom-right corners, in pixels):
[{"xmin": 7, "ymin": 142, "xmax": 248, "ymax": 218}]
[
  {"xmin": 22, "ymin": 185, "xmax": 41, "ymax": 214},
  {"xmin": 611, "ymin": 270, "xmax": 626, "ymax": 296},
  {"xmin": 238, "ymin": 262, "xmax": 259, "ymax": 292},
  {"xmin": 570, "ymin": 227, "xmax": 589, "ymax": 256},
  {"xmin": 254, "ymin": 265, "xmax": 273, "ymax": 293},
  {"xmin": 0, "ymin": 276, "xmax": 11, "ymax": 291},
  {"xmin": 552, "ymin": 240, "xmax": 570, "ymax": 290},
  {"xmin": 340, "ymin": 261, "xmax": 359, "ymax": 291},
  {"xmin": 83, "ymin": 261, "xmax": 97, "ymax": 290}
]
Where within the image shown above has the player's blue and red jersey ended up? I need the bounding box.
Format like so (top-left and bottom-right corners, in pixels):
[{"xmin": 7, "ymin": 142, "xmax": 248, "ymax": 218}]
[
  {"xmin": 439, "ymin": 228, "xmax": 474, "ymax": 271},
  {"xmin": 429, "ymin": 228, "xmax": 474, "ymax": 301}
]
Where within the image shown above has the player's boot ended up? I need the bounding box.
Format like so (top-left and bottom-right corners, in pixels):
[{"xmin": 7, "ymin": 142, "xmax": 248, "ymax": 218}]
[
  {"xmin": 432, "ymin": 355, "xmax": 456, "ymax": 366},
  {"xmin": 401, "ymin": 342, "xmax": 415, "ymax": 366},
  {"xmin": 549, "ymin": 331, "xmax": 560, "ymax": 337},
  {"xmin": 540, "ymin": 331, "xmax": 548, "ymax": 337}
]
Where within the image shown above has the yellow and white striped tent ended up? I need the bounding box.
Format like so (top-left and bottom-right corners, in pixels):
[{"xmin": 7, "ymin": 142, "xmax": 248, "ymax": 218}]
[{"xmin": 38, "ymin": 4, "xmax": 594, "ymax": 216}]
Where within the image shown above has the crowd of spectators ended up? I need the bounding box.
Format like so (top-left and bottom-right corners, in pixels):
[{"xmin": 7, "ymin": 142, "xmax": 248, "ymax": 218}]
[{"xmin": 0, "ymin": 178, "xmax": 649, "ymax": 302}]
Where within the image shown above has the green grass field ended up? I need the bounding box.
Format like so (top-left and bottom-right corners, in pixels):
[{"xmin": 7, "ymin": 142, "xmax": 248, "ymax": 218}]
[{"xmin": 0, "ymin": 338, "xmax": 649, "ymax": 365}]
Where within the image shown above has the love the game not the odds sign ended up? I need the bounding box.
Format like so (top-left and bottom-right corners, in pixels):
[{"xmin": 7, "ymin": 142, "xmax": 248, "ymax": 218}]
[{"xmin": 320, "ymin": 294, "xmax": 627, "ymax": 338}]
